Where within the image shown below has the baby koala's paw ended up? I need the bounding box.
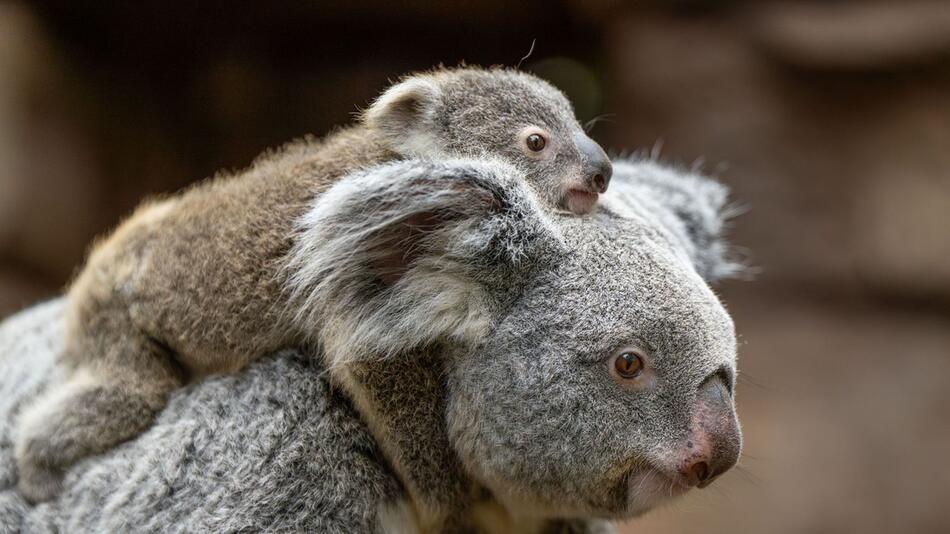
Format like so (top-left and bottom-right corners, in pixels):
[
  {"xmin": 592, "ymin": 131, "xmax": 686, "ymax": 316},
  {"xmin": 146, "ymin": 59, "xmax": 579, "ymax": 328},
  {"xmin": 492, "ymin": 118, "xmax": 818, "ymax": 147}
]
[
  {"xmin": 14, "ymin": 396, "xmax": 77, "ymax": 504},
  {"xmin": 15, "ymin": 443, "xmax": 65, "ymax": 504}
]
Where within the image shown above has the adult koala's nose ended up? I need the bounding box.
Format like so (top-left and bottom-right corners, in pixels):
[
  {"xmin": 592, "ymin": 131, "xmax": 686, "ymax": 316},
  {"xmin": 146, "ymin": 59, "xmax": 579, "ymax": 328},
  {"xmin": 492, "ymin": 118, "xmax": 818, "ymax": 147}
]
[
  {"xmin": 677, "ymin": 372, "xmax": 741, "ymax": 489},
  {"xmin": 573, "ymin": 132, "xmax": 612, "ymax": 193}
]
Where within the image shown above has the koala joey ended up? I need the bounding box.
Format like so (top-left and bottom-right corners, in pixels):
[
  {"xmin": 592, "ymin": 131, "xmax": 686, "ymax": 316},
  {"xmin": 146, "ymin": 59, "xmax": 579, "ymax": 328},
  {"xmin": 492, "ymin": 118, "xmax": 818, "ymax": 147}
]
[
  {"xmin": 270, "ymin": 156, "xmax": 744, "ymax": 530},
  {"xmin": 13, "ymin": 66, "xmax": 613, "ymax": 503}
]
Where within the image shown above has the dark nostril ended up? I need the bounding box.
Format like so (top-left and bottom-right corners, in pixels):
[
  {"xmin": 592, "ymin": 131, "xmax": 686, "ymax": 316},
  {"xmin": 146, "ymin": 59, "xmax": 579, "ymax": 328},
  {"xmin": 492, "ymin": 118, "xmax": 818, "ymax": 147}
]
[
  {"xmin": 593, "ymin": 162, "xmax": 613, "ymax": 193},
  {"xmin": 692, "ymin": 461, "xmax": 710, "ymax": 484},
  {"xmin": 681, "ymin": 460, "xmax": 710, "ymax": 488},
  {"xmin": 591, "ymin": 173, "xmax": 607, "ymax": 193}
]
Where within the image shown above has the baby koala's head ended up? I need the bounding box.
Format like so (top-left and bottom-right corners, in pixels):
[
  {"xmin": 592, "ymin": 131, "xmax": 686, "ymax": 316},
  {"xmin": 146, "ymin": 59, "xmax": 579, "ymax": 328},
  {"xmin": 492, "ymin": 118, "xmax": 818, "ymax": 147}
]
[{"xmin": 363, "ymin": 67, "xmax": 612, "ymax": 215}]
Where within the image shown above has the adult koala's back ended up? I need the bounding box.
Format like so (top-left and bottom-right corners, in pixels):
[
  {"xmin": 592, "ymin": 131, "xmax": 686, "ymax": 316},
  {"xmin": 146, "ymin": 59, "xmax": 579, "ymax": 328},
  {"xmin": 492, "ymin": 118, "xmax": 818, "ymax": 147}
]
[
  {"xmin": 0, "ymin": 157, "xmax": 743, "ymax": 533},
  {"xmin": 0, "ymin": 301, "xmax": 403, "ymax": 533}
]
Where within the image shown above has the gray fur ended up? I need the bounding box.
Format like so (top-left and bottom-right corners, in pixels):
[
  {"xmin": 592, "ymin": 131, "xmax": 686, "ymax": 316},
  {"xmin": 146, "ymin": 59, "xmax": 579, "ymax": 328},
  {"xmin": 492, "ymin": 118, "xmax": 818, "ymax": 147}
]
[
  {"xmin": 284, "ymin": 157, "xmax": 563, "ymax": 368},
  {"xmin": 0, "ymin": 302, "xmax": 617, "ymax": 533},
  {"xmin": 0, "ymin": 301, "xmax": 404, "ymax": 533},
  {"xmin": 603, "ymin": 159, "xmax": 743, "ymax": 282},
  {"xmin": 2, "ymin": 157, "xmax": 741, "ymax": 532}
]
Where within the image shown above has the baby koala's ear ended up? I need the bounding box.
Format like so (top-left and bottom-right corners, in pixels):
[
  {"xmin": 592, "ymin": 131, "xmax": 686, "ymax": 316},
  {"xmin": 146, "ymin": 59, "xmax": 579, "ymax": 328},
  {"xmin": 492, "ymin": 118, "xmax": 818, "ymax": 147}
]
[
  {"xmin": 604, "ymin": 158, "xmax": 745, "ymax": 282},
  {"xmin": 363, "ymin": 77, "xmax": 443, "ymax": 156},
  {"xmin": 285, "ymin": 159, "xmax": 559, "ymax": 368}
]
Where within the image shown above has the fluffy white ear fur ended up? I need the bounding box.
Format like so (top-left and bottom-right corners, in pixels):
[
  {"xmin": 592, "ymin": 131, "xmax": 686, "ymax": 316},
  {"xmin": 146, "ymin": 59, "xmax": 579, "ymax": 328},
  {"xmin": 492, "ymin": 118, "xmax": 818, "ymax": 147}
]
[
  {"xmin": 282, "ymin": 159, "xmax": 552, "ymax": 369},
  {"xmin": 363, "ymin": 77, "xmax": 444, "ymax": 157}
]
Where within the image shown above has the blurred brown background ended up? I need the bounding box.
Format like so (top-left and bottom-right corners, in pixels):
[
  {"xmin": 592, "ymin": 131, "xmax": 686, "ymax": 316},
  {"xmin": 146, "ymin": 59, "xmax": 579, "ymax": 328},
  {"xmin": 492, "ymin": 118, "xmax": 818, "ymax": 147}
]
[{"xmin": 1, "ymin": 1, "xmax": 949, "ymax": 532}]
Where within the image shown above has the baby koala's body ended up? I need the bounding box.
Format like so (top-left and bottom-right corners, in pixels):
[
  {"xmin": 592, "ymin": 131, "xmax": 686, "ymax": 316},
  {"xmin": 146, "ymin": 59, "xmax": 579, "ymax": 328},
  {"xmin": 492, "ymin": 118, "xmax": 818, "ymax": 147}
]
[{"xmin": 14, "ymin": 67, "xmax": 613, "ymax": 503}]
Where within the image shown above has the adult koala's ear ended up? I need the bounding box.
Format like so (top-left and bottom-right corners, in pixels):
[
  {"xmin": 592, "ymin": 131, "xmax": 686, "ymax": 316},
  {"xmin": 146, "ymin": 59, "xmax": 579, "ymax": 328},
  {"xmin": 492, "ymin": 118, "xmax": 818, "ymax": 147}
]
[
  {"xmin": 363, "ymin": 76, "xmax": 443, "ymax": 156},
  {"xmin": 285, "ymin": 159, "xmax": 559, "ymax": 367},
  {"xmin": 604, "ymin": 158, "xmax": 745, "ymax": 282}
]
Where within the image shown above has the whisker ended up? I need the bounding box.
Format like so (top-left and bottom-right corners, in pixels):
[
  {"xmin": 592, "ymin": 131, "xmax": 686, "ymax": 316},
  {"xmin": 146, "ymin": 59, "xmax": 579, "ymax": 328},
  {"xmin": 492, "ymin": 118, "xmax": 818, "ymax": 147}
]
[
  {"xmin": 516, "ymin": 39, "xmax": 537, "ymax": 69},
  {"xmin": 710, "ymin": 482, "xmax": 733, "ymax": 502},
  {"xmin": 584, "ymin": 114, "xmax": 617, "ymax": 133},
  {"xmin": 737, "ymin": 372, "xmax": 770, "ymax": 391},
  {"xmin": 732, "ymin": 464, "xmax": 763, "ymax": 486}
]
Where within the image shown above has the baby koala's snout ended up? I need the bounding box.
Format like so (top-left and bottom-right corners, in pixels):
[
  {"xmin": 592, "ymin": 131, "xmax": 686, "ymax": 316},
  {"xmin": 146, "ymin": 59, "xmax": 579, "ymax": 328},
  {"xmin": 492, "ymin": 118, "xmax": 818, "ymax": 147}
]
[
  {"xmin": 573, "ymin": 132, "xmax": 612, "ymax": 193},
  {"xmin": 676, "ymin": 372, "xmax": 741, "ymax": 489}
]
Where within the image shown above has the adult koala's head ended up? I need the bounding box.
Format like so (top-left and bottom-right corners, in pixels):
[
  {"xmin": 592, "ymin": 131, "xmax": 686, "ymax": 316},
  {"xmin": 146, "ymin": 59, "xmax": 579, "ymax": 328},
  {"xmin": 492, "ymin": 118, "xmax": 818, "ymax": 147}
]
[{"xmin": 286, "ymin": 157, "xmax": 743, "ymax": 520}]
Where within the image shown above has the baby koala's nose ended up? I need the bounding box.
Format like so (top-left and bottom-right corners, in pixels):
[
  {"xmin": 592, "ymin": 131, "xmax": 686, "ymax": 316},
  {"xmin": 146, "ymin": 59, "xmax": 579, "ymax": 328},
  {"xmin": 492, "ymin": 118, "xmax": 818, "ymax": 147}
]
[
  {"xmin": 589, "ymin": 166, "xmax": 611, "ymax": 194},
  {"xmin": 573, "ymin": 132, "xmax": 612, "ymax": 193}
]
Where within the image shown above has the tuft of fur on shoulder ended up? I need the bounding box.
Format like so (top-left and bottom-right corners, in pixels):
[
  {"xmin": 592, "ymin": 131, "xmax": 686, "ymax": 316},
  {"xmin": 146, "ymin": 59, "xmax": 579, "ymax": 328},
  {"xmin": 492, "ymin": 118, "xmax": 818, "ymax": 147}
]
[
  {"xmin": 283, "ymin": 158, "xmax": 561, "ymax": 369},
  {"xmin": 603, "ymin": 157, "xmax": 747, "ymax": 282}
]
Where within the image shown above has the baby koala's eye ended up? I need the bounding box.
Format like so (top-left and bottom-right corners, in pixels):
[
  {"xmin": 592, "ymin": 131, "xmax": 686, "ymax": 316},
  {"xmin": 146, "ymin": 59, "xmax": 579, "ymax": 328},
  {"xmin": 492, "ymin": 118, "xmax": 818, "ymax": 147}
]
[
  {"xmin": 526, "ymin": 133, "xmax": 546, "ymax": 152},
  {"xmin": 614, "ymin": 351, "xmax": 644, "ymax": 379},
  {"xmin": 518, "ymin": 126, "xmax": 552, "ymax": 158}
]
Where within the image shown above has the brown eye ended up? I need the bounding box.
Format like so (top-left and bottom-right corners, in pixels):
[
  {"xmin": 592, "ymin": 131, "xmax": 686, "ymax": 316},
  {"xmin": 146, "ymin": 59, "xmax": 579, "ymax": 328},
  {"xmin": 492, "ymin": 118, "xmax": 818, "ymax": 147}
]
[
  {"xmin": 614, "ymin": 352, "xmax": 644, "ymax": 379},
  {"xmin": 526, "ymin": 133, "xmax": 546, "ymax": 152}
]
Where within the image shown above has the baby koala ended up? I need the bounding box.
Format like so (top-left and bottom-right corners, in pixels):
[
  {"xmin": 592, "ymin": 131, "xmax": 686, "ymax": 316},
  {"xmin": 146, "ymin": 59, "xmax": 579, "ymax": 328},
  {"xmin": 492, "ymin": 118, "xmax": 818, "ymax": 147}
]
[{"xmin": 14, "ymin": 66, "xmax": 613, "ymax": 503}]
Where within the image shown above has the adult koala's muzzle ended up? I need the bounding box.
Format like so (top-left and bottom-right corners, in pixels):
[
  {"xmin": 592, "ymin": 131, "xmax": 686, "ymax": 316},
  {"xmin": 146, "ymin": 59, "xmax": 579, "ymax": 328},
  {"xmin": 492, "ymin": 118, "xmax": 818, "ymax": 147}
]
[{"xmin": 675, "ymin": 373, "xmax": 741, "ymax": 489}]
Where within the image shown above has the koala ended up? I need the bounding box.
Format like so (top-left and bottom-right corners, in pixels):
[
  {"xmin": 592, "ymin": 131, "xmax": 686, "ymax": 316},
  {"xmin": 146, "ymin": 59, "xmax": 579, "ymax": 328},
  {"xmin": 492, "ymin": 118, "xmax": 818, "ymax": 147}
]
[
  {"xmin": 272, "ymin": 156, "xmax": 743, "ymax": 531},
  {"xmin": 4, "ymin": 155, "xmax": 742, "ymax": 532},
  {"xmin": 12, "ymin": 66, "xmax": 614, "ymax": 503}
]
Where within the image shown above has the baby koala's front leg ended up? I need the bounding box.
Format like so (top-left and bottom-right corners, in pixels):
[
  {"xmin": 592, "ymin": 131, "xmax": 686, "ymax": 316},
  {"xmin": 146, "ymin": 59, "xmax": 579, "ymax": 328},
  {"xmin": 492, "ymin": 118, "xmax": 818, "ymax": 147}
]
[{"xmin": 14, "ymin": 335, "xmax": 184, "ymax": 503}]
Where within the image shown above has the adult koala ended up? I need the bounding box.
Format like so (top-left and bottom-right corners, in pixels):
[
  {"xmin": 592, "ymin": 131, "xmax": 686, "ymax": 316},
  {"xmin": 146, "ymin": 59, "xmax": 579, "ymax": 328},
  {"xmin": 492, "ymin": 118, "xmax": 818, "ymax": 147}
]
[{"xmin": 0, "ymin": 157, "xmax": 742, "ymax": 533}]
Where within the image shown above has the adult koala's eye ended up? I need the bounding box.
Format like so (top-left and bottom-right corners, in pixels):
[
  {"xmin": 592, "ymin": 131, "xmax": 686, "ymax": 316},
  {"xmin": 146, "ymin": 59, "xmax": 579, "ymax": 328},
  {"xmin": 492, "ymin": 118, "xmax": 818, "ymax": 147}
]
[
  {"xmin": 614, "ymin": 351, "xmax": 644, "ymax": 379},
  {"xmin": 526, "ymin": 133, "xmax": 546, "ymax": 152}
]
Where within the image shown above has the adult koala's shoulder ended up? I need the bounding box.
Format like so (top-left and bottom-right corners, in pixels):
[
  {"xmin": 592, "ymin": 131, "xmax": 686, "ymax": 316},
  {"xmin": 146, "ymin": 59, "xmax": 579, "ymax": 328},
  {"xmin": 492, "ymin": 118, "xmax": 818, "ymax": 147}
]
[{"xmin": 0, "ymin": 301, "xmax": 404, "ymax": 533}]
